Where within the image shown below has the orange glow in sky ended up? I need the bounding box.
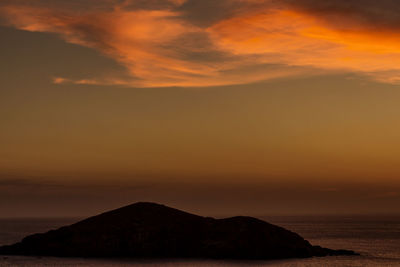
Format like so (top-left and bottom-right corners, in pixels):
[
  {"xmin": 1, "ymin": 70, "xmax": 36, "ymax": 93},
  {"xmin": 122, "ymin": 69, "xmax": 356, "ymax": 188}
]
[{"xmin": 1, "ymin": 0, "xmax": 400, "ymax": 216}]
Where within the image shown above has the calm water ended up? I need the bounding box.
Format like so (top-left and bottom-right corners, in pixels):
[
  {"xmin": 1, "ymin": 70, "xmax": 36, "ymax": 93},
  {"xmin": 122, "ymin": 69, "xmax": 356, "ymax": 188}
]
[{"xmin": 0, "ymin": 215, "xmax": 399, "ymax": 266}]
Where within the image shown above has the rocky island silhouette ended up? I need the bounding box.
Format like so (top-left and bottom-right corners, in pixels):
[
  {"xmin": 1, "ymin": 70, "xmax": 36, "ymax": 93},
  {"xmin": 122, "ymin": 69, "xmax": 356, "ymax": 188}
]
[{"xmin": 0, "ymin": 202, "xmax": 356, "ymax": 259}]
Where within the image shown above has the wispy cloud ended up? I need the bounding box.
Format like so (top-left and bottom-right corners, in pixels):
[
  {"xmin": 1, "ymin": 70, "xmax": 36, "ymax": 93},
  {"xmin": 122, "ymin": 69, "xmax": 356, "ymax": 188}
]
[
  {"xmin": 208, "ymin": 2, "xmax": 400, "ymax": 83},
  {"xmin": 1, "ymin": 0, "xmax": 400, "ymax": 87}
]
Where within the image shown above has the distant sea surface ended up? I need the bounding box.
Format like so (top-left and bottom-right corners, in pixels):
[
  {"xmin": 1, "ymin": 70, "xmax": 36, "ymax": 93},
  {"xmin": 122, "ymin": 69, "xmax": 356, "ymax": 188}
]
[{"xmin": 0, "ymin": 215, "xmax": 399, "ymax": 266}]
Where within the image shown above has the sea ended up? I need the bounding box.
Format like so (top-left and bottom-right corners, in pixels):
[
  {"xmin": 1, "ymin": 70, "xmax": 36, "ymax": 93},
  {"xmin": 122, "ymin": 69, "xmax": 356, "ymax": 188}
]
[{"xmin": 0, "ymin": 215, "xmax": 399, "ymax": 266}]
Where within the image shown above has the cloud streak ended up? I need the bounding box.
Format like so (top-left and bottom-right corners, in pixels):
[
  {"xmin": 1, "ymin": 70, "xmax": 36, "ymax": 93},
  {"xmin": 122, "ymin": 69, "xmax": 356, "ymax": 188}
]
[{"xmin": 1, "ymin": 0, "xmax": 400, "ymax": 87}]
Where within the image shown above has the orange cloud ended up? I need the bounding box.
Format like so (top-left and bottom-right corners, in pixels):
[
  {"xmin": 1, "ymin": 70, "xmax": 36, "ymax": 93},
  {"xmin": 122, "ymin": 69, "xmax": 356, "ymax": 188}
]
[
  {"xmin": 1, "ymin": 2, "xmax": 304, "ymax": 87},
  {"xmin": 208, "ymin": 8, "xmax": 400, "ymax": 83},
  {"xmin": 2, "ymin": 1, "xmax": 400, "ymax": 87}
]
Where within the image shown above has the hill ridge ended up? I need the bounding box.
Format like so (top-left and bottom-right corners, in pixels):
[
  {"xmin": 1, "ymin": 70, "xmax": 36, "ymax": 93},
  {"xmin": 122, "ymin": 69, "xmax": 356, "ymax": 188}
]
[{"xmin": 0, "ymin": 202, "xmax": 357, "ymax": 260}]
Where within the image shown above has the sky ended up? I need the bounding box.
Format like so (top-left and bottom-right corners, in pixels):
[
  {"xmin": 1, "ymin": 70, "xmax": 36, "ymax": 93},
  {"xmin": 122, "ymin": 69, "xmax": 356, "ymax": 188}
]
[{"xmin": 1, "ymin": 0, "xmax": 400, "ymax": 217}]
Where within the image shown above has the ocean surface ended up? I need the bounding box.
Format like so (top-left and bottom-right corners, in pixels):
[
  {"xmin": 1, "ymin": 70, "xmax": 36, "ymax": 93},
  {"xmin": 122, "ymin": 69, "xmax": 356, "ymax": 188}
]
[{"xmin": 0, "ymin": 215, "xmax": 399, "ymax": 266}]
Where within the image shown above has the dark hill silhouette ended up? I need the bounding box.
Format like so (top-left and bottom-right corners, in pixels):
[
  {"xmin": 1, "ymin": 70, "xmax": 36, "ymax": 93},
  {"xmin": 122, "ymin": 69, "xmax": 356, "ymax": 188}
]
[{"xmin": 0, "ymin": 202, "xmax": 356, "ymax": 259}]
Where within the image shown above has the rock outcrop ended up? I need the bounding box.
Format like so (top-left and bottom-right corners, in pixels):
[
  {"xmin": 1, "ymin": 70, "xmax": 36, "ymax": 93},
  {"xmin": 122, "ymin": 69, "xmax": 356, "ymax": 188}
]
[{"xmin": 0, "ymin": 202, "xmax": 356, "ymax": 259}]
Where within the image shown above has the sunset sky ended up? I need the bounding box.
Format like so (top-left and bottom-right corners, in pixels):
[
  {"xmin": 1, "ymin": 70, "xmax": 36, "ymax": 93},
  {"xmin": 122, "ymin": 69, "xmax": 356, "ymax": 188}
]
[{"xmin": 1, "ymin": 0, "xmax": 400, "ymax": 217}]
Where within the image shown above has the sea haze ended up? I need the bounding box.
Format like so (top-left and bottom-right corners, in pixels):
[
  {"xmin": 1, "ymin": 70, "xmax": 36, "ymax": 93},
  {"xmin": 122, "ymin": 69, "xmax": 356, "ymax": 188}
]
[{"xmin": 0, "ymin": 215, "xmax": 399, "ymax": 266}]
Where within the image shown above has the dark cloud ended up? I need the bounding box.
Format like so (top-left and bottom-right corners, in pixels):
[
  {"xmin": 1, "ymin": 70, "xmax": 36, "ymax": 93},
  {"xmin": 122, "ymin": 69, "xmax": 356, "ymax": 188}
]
[
  {"xmin": 178, "ymin": 0, "xmax": 242, "ymax": 27},
  {"xmin": 0, "ymin": 0, "xmax": 116, "ymax": 11},
  {"xmin": 1, "ymin": 177, "xmax": 399, "ymax": 217},
  {"xmin": 285, "ymin": 0, "xmax": 400, "ymax": 30},
  {"xmin": 2, "ymin": 0, "xmax": 400, "ymax": 29},
  {"xmin": 178, "ymin": 0, "xmax": 283, "ymax": 27},
  {"xmin": 120, "ymin": 0, "xmax": 184, "ymax": 11},
  {"xmin": 178, "ymin": 0, "xmax": 400, "ymax": 30}
]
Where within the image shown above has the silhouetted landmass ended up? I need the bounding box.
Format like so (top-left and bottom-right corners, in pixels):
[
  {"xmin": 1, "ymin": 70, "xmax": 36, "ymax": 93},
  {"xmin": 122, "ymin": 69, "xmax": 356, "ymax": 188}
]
[{"xmin": 0, "ymin": 202, "xmax": 357, "ymax": 259}]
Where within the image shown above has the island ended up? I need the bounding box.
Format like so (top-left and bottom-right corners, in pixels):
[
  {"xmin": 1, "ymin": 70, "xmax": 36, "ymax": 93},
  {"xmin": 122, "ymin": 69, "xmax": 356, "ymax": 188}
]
[{"xmin": 0, "ymin": 202, "xmax": 356, "ymax": 259}]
